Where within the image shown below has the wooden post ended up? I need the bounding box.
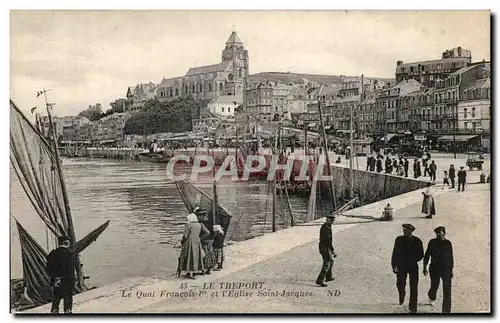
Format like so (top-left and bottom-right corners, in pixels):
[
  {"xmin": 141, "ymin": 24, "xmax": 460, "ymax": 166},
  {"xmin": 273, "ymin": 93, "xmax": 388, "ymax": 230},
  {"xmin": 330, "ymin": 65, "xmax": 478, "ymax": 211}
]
[
  {"xmin": 43, "ymin": 89, "xmax": 86, "ymax": 290},
  {"xmin": 317, "ymin": 98, "xmax": 337, "ymax": 210}
]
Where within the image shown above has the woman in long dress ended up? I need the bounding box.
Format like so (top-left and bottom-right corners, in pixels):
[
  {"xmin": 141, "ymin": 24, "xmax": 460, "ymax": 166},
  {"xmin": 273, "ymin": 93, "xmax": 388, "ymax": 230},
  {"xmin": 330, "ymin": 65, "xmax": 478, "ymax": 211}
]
[
  {"xmin": 421, "ymin": 182, "xmax": 436, "ymax": 219},
  {"xmin": 179, "ymin": 213, "xmax": 209, "ymax": 279},
  {"xmin": 194, "ymin": 207, "xmax": 215, "ymax": 275}
]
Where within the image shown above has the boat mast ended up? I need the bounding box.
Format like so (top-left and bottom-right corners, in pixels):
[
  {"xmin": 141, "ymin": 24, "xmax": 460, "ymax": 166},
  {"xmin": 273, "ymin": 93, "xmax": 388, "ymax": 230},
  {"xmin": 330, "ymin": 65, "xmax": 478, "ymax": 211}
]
[
  {"xmin": 41, "ymin": 88, "xmax": 86, "ymax": 290},
  {"xmin": 316, "ymin": 97, "xmax": 337, "ymax": 210}
]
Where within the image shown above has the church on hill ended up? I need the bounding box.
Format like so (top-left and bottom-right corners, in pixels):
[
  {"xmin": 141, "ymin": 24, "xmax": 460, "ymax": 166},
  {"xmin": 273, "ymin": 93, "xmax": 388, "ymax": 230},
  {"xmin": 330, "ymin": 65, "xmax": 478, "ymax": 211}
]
[{"xmin": 157, "ymin": 31, "xmax": 249, "ymax": 103}]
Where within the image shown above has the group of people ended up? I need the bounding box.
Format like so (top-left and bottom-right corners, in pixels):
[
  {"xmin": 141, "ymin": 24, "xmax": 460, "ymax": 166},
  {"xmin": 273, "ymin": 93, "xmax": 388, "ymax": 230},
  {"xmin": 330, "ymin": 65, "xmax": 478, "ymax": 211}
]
[
  {"xmin": 177, "ymin": 207, "xmax": 225, "ymax": 279},
  {"xmin": 391, "ymin": 224, "xmax": 454, "ymax": 314},
  {"xmin": 315, "ymin": 217, "xmax": 454, "ymax": 314}
]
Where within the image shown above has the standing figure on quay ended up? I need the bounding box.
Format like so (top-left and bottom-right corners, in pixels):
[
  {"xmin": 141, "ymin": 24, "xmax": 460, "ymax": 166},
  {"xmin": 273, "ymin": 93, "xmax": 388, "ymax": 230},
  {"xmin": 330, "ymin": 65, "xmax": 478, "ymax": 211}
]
[
  {"xmin": 194, "ymin": 207, "xmax": 216, "ymax": 275},
  {"xmin": 315, "ymin": 215, "xmax": 337, "ymax": 287},
  {"xmin": 179, "ymin": 213, "xmax": 209, "ymax": 279},
  {"xmin": 391, "ymin": 224, "xmax": 424, "ymax": 313},
  {"xmin": 421, "ymin": 182, "xmax": 436, "ymax": 219},
  {"xmin": 46, "ymin": 236, "xmax": 75, "ymax": 314}
]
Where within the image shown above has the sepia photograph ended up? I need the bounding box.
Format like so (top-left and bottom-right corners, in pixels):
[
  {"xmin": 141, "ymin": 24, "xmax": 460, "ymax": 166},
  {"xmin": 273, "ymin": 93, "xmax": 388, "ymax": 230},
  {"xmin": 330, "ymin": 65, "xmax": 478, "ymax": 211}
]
[{"xmin": 8, "ymin": 9, "xmax": 491, "ymax": 315}]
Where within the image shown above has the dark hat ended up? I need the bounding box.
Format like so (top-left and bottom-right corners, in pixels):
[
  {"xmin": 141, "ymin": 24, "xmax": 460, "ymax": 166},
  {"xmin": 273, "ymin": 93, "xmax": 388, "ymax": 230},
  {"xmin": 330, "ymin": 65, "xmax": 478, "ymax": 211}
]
[
  {"xmin": 326, "ymin": 215, "xmax": 336, "ymax": 220},
  {"xmin": 58, "ymin": 236, "xmax": 70, "ymax": 244},
  {"xmin": 402, "ymin": 223, "xmax": 415, "ymax": 232},
  {"xmin": 434, "ymin": 226, "xmax": 446, "ymax": 233}
]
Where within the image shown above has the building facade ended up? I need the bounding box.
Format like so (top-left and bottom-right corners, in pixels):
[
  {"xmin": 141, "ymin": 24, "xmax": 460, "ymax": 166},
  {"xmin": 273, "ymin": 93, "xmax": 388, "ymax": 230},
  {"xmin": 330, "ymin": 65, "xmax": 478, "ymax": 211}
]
[{"xmin": 395, "ymin": 47, "xmax": 472, "ymax": 87}]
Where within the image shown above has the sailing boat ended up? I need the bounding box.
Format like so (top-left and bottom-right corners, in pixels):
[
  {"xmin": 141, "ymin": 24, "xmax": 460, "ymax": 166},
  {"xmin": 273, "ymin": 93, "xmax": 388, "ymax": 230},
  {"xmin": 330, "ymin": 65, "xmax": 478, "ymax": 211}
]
[
  {"xmin": 173, "ymin": 151, "xmax": 233, "ymax": 246},
  {"xmin": 10, "ymin": 99, "xmax": 110, "ymax": 311}
]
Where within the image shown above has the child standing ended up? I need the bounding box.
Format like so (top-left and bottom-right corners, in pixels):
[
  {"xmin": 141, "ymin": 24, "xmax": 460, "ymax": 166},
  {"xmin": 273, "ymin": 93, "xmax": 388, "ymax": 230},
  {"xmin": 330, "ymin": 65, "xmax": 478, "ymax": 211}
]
[{"xmin": 442, "ymin": 170, "xmax": 450, "ymax": 189}]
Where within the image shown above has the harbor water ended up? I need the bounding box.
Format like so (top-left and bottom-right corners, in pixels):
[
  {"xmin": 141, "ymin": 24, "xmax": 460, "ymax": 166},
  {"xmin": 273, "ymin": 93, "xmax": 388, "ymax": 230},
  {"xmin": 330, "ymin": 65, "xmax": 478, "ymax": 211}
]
[{"xmin": 10, "ymin": 157, "xmax": 313, "ymax": 288}]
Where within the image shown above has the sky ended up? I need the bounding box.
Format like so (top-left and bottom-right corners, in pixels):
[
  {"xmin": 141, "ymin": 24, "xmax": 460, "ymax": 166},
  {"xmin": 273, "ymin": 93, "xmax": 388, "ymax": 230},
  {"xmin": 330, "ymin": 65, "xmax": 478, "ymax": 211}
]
[{"xmin": 10, "ymin": 10, "xmax": 490, "ymax": 117}]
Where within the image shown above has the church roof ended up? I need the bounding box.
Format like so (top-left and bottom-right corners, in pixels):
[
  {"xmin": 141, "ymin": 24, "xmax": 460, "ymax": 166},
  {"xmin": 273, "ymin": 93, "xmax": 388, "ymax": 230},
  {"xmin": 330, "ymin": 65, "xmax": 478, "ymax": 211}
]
[
  {"xmin": 185, "ymin": 61, "xmax": 230, "ymax": 76},
  {"xmin": 226, "ymin": 31, "xmax": 242, "ymax": 45}
]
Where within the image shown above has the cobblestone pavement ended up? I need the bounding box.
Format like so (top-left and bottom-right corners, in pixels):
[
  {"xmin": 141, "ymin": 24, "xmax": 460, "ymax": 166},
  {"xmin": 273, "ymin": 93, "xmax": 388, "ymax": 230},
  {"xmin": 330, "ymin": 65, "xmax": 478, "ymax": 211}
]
[{"xmin": 141, "ymin": 184, "xmax": 490, "ymax": 314}]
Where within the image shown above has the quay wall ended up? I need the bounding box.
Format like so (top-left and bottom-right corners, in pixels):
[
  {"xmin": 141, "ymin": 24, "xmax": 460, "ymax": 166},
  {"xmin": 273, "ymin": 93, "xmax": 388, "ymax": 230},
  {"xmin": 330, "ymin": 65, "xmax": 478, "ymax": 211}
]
[
  {"xmin": 329, "ymin": 165, "xmax": 429, "ymax": 206},
  {"xmin": 60, "ymin": 147, "xmax": 143, "ymax": 160}
]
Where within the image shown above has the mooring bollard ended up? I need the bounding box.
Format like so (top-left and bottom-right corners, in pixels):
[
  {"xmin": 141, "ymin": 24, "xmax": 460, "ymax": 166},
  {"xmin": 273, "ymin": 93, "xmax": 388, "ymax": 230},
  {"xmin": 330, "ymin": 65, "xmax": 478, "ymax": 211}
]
[
  {"xmin": 480, "ymin": 173, "xmax": 486, "ymax": 183},
  {"xmin": 381, "ymin": 203, "xmax": 394, "ymax": 221}
]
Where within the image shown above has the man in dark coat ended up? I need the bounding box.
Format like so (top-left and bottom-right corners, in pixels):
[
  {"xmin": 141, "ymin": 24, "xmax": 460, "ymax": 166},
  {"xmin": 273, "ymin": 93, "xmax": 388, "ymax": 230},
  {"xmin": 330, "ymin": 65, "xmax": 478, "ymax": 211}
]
[
  {"xmin": 457, "ymin": 166, "xmax": 467, "ymax": 192},
  {"xmin": 391, "ymin": 224, "xmax": 424, "ymax": 313},
  {"xmin": 404, "ymin": 158, "xmax": 409, "ymax": 177},
  {"xmin": 46, "ymin": 236, "xmax": 75, "ymax": 314},
  {"xmin": 385, "ymin": 157, "xmax": 392, "ymax": 174},
  {"xmin": 366, "ymin": 156, "xmax": 371, "ymax": 171},
  {"xmin": 429, "ymin": 160, "xmax": 437, "ymax": 182},
  {"xmin": 448, "ymin": 165, "xmax": 456, "ymax": 189},
  {"xmin": 316, "ymin": 215, "xmax": 337, "ymax": 287},
  {"xmin": 376, "ymin": 157, "xmax": 383, "ymax": 173},
  {"xmin": 370, "ymin": 156, "xmax": 376, "ymax": 172},
  {"xmin": 413, "ymin": 159, "xmax": 420, "ymax": 179},
  {"xmin": 422, "ymin": 157, "xmax": 429, "ymax": 177},
  {"xmin": 423, "ymin": 226, "xmax": 454, "ymax": 313}
]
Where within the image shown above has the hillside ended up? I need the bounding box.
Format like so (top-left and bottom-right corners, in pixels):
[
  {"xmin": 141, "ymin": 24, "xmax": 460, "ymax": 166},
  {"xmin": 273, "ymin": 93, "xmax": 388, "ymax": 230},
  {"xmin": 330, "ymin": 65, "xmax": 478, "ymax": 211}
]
[{"xmin": 248, "ymin": 72, "xmax": 394, "ymax": 86}]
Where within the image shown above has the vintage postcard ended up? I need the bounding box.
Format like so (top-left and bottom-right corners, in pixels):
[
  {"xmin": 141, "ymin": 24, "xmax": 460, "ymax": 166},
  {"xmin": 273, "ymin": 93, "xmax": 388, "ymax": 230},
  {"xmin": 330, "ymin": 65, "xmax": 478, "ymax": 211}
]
[{"xmin": 9, "ymin": 10, "xmax": 491, "ymax": 314}]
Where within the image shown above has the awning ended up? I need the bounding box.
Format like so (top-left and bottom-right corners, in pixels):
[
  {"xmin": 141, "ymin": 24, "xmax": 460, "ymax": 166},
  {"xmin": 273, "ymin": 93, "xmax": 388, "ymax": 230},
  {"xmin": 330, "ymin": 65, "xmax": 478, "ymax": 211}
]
[
  {"xmin": 100, "ymin": 139, "xmax": 116, "ymax": 144},
  {"xmin": 308, "ymin": 123, "xmax": 317, "ymax": 128},
  {"xmin": 324, "ymin": 125, "xmax": 332, "ymax": 130},
  {"xmin": 437, "ymin": 135, "xmax": 479, "ymax": 142},
  {"xmin": 379, "ymin": 134, "xmax": 397, "ymax": 141}
]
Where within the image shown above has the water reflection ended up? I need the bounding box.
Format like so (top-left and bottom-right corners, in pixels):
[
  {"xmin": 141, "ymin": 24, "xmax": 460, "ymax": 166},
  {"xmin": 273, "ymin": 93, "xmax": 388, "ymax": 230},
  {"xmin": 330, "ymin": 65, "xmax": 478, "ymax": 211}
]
[{"xmin": 11, "ymin": 158, "xmax": 315, "ymax": 286}]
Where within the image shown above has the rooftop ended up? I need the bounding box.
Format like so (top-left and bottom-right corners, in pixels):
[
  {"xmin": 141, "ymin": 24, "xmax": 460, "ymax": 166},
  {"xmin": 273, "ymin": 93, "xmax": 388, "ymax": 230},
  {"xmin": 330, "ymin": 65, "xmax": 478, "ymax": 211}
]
[{"xmin": 186, "ymin": 61, "xmax": 230, "ymax": 76}]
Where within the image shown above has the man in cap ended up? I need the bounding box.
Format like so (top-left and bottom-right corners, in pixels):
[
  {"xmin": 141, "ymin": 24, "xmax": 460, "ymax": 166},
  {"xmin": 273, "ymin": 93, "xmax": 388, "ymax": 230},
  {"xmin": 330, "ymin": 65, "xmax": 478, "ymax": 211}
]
[
  {"xmin": 423, "ymin": 226, "xmax": 454, "ymax": 313},
  {"xmin": 315, "ymin": 215, "xmax": 337, "ymax": 287},
  {"xmin": 457, "ymin": 166, "xmax": 467, "ymax": 192},
  {"xmin": 391, "ymin": 224, "xmax": 424, "ymax": 313},
  {"xmin": 46, "ymin": 236, "xmax": 75, "ymax": 314}
]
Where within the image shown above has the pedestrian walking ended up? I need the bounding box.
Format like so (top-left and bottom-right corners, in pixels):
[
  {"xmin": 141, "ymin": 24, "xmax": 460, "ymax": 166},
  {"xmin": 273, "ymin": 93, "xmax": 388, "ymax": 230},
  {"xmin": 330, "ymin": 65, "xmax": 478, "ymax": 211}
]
[
  {"xmin": 449, "ymin": 165, "xmax": 456, "ymax": 189},
  {"xmin": 46, "ymin": 236, "xmax": 75, "ymax": 314},
  {"xmin": 404, "ymin": 158, "xmax": 409, "ymax": 178},
  {"xmin": 429, "ymin": 160, "xmax": 437, "ymax": 182},
  {"xmin": 423, "ymin": 226, "xmax": 454, "ymax": 313},
  {"xmin": 316, "ymin": 215, "xmax": 337, "ymax": 287},
  {"xmin": 421, "ymin": 182, "xmax": 436, "ymax": 219},
  {"xmin": 457, "ymin": 167, "xmax": 467, "ymax": 192},
  {"xmin": 391, "ymin": 224, "xmax": 424, "ymax": 313},
  {"xmin": 442, "ymin": 170, "xmax": 450, "ymax": 189},
  {"xmin": 366, "ymin": 155, "xmax": 371, "ymax": 171}
]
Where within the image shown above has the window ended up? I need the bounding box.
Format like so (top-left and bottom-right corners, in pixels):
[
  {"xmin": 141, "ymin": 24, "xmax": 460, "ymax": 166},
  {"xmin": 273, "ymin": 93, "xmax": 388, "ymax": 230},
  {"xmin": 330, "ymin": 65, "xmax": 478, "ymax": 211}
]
[
  {"xmin": 472, "ymin": 122, "xmax": 476, "ymax": 131},
  {"xmin": 222, "ymin": 107, "xmax": 225, "ymax": 112},
  {"xmin": 472, "ymin": 107, "xmax": 476, "ymax": 118},
  {"xmin": 192, "ymin": 85, "xmax": 195, "ymax": 93},
  {"xmin": 464, "ymin": 122, "xmax": 468, "ymax": 129},
  {"xmin": 199, "ymin": 84, "xmax": 203, "ymax": 92},
  {"xmin": 169, "ymin": 89, "xmax": 173, "ymax": 97},
  {"xmin": 208, "ymin": 83, "xmax": 213, "ymax": 92},
  {"xmin": 228, "ymin": 107, "xmax": 231, "ymax": 113},
  {"xmin": 219, "ymin": 83, "xmax": 224, "ymax": 91},
  {"xmin": 464, "ymin": 108, "xmax": 468, "ymax": 118},
  {"xmin": 238, "ymin": 68, "xmax": 242, "ymax": 78},
  {"xmin": 175, "ymin": 89, "xmax": 179, "ymax": 96}
]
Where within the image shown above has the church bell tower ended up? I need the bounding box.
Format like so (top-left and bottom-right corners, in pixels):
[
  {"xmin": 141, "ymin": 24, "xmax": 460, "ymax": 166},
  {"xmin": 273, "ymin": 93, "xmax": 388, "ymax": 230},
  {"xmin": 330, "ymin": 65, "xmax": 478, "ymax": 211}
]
[{"xmin": 221, "ymin": 31, "xmax": 249, "ymax": 96}]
